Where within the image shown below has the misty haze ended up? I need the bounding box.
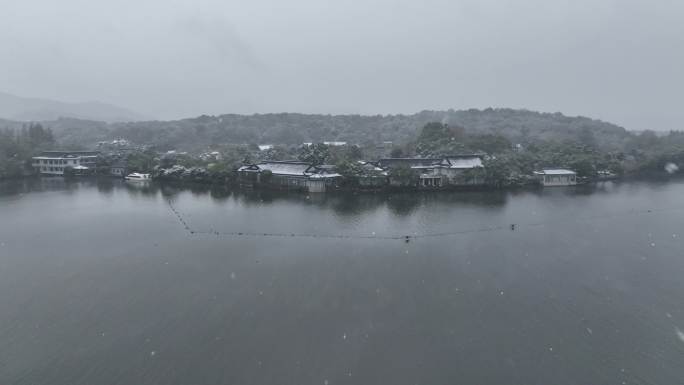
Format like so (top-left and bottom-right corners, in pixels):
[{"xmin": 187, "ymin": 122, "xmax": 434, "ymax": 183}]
[{"xmin": 2, "ymin": 1, "xmax": 684, "ymax": 384}]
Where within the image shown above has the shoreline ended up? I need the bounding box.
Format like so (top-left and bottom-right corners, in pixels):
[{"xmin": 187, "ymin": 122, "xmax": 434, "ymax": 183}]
[{"xmin": 5, "ymin": 173, "xmax": 684, "ymax": 196}]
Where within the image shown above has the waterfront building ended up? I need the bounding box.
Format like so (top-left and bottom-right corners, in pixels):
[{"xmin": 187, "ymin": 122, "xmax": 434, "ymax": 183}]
[
  {"xmin": 32, "ymin": 151, "xmax": 99, "ymax": 176},
  {"xmin": 237, "ymin": 161, "xmax": 341, "ymax": 193},
  {"xmin": 533, "ymin": 169, "xmax": 577, "ymax": 186},
  {"xmin": 356, "ymin": 161, "xmax": 389, "ymax": 188},
  {"xmin": 110, "ymin": 162, "xmax": 128, "ymax": 177},
  {"xmin": 377, "ymin": 155, "xmax": 485, "ymax": 188}
]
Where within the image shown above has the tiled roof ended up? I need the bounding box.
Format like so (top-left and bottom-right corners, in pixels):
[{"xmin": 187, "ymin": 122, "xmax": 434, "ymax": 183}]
[
  {"xmin": 534, "ymin": 169, "xmax": 576, "ymax": 175},
  {"xmin": 255, "ymin": 161, "xmax": 313, "ymax": 176},
  {"xmin": 308, "ymin": 173, "xmax": 342, "ymax": 179},
  {"xmin": 376, "ymin": 158, "xmax": 443, "ymax": 169},
  {"xmin": 34, "ymin": 151, "xmax": 99, "ymax": 159},
  {"xmin": 445, "ymin": 156, "xmax": 483, "ymax": 169}
]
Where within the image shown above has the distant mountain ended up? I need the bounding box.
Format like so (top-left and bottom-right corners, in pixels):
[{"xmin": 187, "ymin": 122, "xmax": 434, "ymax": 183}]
[
  {"xmin": 0, "ymin": 104, "xmax": 634, "ymax": 153},
  {"xmin": 0, "ymin": 92, "xmax": 148, "ymax": 123},
  {"xmin": 107, "ymin": 109, "xmax": 628, "ymax": 151},
  {"xmin": 15, "ymin": 108, "xmax": 627, "ymax": 152}
]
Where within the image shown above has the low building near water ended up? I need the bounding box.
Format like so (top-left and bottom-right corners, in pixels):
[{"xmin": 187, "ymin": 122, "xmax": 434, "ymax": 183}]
[
  {"xmin": 32, "ymin": 151, "xmax": 99, "ymax": 176},
  {"xmin": 441, "ymin": 155, "xmax": 486, "ymax": 186},
  {"xmin": 356, "ymin": 161, "xmax": 389, "ymax": 188},
  {"xmin": 377, "ymin": 158, "xmax": 445, "ymax": 187},
  {"xmin": 377, "ymin": 155, "xmax": 485, "ymax": 188},
  {"xmin": 534, "ymin": 169, "xmax": 577, "ymax": 186},
  {"xmin": 237, "ymin": 161, "xmax": 341, "ymax": 193},
  {"xmin": 110, "ymin": 162, "xmax": 128, "ymax": 177}
]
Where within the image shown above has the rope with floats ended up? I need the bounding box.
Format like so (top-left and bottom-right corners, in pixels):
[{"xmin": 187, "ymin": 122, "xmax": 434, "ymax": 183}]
[{"xmin": 166, "ymin": 199, "xmax": 684, "ymax": 242}]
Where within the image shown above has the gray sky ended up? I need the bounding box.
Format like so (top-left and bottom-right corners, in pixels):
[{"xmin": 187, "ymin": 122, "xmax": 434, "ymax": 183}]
[{"xmin": 1, "ymin": 0, "xmax": 683, "ymax": 130}]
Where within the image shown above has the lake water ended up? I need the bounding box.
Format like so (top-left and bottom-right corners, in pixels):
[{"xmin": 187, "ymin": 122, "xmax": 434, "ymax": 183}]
[{"xmin": 1, "ymin": 178, "xmax": 684, "ymax": 385}]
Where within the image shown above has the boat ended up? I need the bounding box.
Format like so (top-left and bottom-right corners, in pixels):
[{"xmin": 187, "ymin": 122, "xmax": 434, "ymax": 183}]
[{"xmin": 125, "ymin": 173, "xmax": 151, "ymax": 181}]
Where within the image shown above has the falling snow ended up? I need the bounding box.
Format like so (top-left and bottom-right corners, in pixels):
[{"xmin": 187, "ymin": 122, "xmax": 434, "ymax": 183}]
[{"xmin": 676, "ymin": 328, "xmax": 684, "ymax": 343}]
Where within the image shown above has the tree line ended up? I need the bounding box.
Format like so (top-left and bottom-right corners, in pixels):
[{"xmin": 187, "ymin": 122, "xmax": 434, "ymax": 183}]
[
  {"xmin": 4, "ymin": 109, "xmax": 684, "ymax": 186},
  {"xmin": 0, "ymin": 123, "xmax": 54, "ymax": 178}
]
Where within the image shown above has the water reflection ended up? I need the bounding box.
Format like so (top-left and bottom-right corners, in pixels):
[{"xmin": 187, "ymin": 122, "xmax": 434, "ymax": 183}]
[
  {"xmin": 3, "ymin": 178, "xmax": 671, "ymax": 218},
  {"xmin": 0, "ymin": 177, "xmax": 83, "ymax": 195},
  {"xmin": 0, "ymin": 178, "xmax": 513, "ymax": 215},
  {"xmin": 122, "ymin": 180, "xmax": 161, "ymax": 197},
  {"xmin": 208, "ymin": 187, "xmax": 232, "ymax": 201},
  {"xmin": 96, "ymin": 178, "xmax": 115, "ymax": 195},
  {"xmin": 3, "ymin": 178, "xmax": 684, "ymax": 385},
  {"xmin": 385, "ymin": 193, "xmax": 421, "ymax": 216}
]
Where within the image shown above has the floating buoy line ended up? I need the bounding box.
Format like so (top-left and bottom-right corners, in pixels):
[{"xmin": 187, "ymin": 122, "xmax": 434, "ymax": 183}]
[{"xmin": 166, "ymin": 199, "xmax": 684, "ymax": 242}]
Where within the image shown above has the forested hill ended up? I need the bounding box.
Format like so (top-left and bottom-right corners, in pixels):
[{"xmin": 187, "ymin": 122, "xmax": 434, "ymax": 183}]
[{"xmin": 4, "ymin": 109, "xmax": 630, "ymax": 151}]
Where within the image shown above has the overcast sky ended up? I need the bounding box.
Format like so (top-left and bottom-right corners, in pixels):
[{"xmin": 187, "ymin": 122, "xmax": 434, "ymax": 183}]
[{"xmin": 1, "ymin": 0, "xmax": 682, "ymax": 130}]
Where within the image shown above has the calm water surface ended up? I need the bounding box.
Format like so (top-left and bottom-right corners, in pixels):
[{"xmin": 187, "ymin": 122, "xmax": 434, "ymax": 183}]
[{"xmin": 1, "ymin": 178, "xmax": 684, "ymax": 384}]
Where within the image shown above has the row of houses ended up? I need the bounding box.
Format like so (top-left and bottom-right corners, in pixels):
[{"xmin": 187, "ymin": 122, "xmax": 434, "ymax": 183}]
[
  {"xmin": 238, "ymin": 155, "xmax": 579, "ymax": 193},
  {"xmin": 31, "ymin": 151, "xmax": 578, "ymax": 192},
  {"xmin": 236, "ymin": 156, "xmax": 486, "ymax": 193}
]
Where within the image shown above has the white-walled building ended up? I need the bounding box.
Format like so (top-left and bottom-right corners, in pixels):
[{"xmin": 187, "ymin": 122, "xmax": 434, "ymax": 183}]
[
  {"xmin": 237, "ymin": 161, "xmax": 341, "ymax": 193},
  {"xmin": 377, "ymin": 155, "xmax": 485, "ymax": 188},
  {"xmin": 32, "ymin": 151, "xmax": 99, "ymax": 175},
  {"xmin": 534, "ymin": 169, "xmax": 577, "ymax": 186}
]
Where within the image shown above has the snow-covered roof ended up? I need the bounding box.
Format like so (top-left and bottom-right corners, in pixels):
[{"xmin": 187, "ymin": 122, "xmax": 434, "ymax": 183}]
[
  {"xmin": 302, "ymin": 141, "xmax": 347, "ymax": 147},
  {"xmin": 239, "ymin": 161, "xmax": 344, "ymax": 179},
  {"xmin": 33, "ymin": 151, "xmax": 99, "ymax": 159},
  {"xmin": 258, "ymin": 144, "xmax": 273, "ymax": 151},
  {"xmin": 446, "ymin": 156, "xmax": 483, "ymax": 169},
  {"xmin": 534, "ymin": 169, "xmax": 576, "ymax": 175},
  {"xmin": 377, "ymin": 158, "xmax": 443, "ymax": 169},
  {"xmin": 358, "ymin": 161, "xmax": 385, "ymax": 172},
  {"xmin": 255, "ymin": 162, "xmax": 313, "ymax": 176},
  {"xmin": 308, "ymin": 173, "xmax": 342, "ymax": 179}
]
